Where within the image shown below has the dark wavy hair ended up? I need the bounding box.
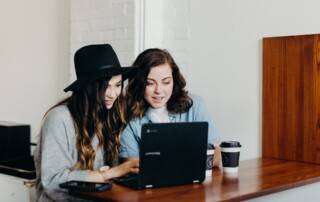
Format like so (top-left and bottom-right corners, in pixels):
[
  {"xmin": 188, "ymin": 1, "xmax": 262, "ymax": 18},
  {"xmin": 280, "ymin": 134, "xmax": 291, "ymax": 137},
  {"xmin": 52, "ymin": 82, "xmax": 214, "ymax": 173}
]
[
  {"xmin": 46, "ymin": 78, "xmax": 126, "ymax": 169},
  {"xmin": 126, "ymin": 48, "xmax": 192, "ymax": 120}
]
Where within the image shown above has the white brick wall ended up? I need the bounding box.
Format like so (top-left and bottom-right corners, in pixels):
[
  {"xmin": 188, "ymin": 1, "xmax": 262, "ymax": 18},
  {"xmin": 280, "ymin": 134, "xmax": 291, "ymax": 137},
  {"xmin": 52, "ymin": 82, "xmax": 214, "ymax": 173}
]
[
  {"xmin": 70, "ymin": 0, "xmax": 191, "ymax": 83},
  {"xmin": 70, "ymin": 0, "xmax": 135, "ymax": 82}
]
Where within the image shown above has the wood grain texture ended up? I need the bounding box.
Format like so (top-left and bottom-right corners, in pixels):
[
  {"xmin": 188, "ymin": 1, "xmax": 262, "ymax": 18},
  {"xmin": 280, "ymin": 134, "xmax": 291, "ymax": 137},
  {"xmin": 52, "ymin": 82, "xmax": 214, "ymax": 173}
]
[
  {"xmin": 75, "ymin": 158, "xmax": 320, "ymax": 202},
  {"xmin": 263, "ymin": 34, "xmax": 320, "ymax": 163}
]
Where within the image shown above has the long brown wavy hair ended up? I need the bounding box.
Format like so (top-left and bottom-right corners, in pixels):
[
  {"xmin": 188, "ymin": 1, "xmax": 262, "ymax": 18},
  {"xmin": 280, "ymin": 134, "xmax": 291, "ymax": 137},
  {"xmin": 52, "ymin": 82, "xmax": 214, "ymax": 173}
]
[
  {"xmin": 126, "ymin": 48, "xmax": 193, "ymax": 120},
  {"xmin": 47, "ymin": 78, "xmax": 126, "ymax": 170}
]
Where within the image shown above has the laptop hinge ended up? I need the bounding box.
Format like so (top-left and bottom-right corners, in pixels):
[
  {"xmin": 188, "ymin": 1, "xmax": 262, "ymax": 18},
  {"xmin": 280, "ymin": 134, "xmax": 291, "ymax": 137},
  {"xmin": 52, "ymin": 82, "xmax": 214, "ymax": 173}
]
[
  {"xmin": 193, "ymin": 180, "xmax": 200, "ymax": 183},
  {"xmin": 145, "ymin": 184, "xmax": 153, "ymax": 188}
]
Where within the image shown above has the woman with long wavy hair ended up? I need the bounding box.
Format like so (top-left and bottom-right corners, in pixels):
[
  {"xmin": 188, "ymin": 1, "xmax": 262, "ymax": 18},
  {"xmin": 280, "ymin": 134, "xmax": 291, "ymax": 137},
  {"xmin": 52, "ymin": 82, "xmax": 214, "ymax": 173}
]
[
  {"xmin": 34, "ymin": 44, "xmax": 138, "ymax": 201},
  {"xmin": 120, "ymin": 48, "xmax": 221, "ymax": 166}
]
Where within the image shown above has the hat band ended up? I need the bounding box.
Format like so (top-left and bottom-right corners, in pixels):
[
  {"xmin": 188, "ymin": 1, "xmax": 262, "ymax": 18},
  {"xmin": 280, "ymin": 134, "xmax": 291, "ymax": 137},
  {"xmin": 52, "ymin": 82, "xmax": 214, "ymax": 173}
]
[{"xmin": 77, "ymin": 64, "xmax": 120, "ymax": 80}]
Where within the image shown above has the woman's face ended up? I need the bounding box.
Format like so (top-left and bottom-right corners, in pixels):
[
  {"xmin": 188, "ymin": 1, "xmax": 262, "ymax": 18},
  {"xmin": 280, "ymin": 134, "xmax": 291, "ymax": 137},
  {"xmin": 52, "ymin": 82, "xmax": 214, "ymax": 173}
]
[
  {"xmin": 104, "ymin": 74, "xmax": 122, "ymax": 109},
  {"xmin": 144, "ymin": 63, "xmax": 174, "ymax": 109}
]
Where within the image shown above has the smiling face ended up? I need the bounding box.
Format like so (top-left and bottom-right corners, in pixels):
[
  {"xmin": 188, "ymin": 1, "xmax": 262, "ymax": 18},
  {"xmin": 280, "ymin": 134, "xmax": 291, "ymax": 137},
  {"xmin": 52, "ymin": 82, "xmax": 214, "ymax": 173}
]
[
  {"xmin": 144, "ymin": 63, "xmax": 174, "ymax": 109},
  {"xmin": 104, "ymin": 74, "xmax": 122, "ymax": 109}
]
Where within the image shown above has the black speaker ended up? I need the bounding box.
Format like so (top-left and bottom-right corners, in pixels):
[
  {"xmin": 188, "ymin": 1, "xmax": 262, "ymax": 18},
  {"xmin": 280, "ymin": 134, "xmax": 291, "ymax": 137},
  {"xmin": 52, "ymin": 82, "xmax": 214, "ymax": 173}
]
[{"xmin": 0, "ymin": 121, "xmax": 30, "ymax": 161}]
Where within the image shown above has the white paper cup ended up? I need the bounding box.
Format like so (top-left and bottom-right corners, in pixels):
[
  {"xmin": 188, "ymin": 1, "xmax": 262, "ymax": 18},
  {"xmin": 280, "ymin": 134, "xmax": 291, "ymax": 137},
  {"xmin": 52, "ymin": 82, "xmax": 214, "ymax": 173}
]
[{"xmin": 206, "ymin": 147, "xmax": 215, "ymax": 176}]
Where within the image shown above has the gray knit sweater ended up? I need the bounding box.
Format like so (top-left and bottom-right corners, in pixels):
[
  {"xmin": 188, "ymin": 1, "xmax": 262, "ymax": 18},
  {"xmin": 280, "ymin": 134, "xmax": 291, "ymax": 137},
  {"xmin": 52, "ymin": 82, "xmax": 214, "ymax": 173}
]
[{"xmin": 34, "ymin": 105, "xmax": 105, "ymax": 201}]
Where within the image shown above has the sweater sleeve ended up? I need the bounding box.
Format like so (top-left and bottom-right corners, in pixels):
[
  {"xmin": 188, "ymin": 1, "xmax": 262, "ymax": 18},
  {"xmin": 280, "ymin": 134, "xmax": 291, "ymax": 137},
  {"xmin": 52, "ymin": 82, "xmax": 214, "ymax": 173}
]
[
  {"xmin": 119, "ymin": 121, "xmax": 141, "ymax": 158},
  {"xmin": 191, "ymin": 95, "xmax": 221, "ymax": 144},
  {"xmin": 39, "ymin": 108, "xmax": 89, "ymax": 191}
]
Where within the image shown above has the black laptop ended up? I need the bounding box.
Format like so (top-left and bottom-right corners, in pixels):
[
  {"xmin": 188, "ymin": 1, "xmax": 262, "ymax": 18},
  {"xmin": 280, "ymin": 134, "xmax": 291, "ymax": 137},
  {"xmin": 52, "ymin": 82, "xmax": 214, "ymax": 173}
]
[{"xmin": 115, "ymin": 122, "xmax": 208, "ymax": 189}]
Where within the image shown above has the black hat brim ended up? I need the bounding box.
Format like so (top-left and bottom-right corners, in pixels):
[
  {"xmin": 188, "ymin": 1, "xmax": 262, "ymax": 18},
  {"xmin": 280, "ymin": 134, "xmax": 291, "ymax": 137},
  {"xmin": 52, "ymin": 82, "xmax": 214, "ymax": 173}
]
[{"xmin": 64, "ymin": 66, "xmax": 137, "ymax": 92}]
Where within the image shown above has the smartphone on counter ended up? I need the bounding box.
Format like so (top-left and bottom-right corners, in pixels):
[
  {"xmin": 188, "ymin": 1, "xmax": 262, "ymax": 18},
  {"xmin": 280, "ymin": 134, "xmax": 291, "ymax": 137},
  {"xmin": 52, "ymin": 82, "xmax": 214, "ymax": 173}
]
[{"xmin": 59, "ymin": 181, "xmax": 112, "ymax": 192}]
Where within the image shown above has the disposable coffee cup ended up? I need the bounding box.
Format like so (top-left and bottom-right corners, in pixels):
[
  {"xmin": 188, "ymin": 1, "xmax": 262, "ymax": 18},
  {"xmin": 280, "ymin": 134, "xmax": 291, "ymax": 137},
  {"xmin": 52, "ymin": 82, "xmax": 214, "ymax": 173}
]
[
  {"xmin": 220, "ymin": 141, "xmax": 241, "ymax": 173},
  {"xmin": 206, "ymin": 144, "xmax": 215, "ymax": 177}
]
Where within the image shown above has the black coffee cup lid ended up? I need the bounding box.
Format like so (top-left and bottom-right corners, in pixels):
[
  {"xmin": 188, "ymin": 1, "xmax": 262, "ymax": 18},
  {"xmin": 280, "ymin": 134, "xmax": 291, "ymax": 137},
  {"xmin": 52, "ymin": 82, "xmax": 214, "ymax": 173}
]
[{"xmin": 220, "ymin": 141, "xmax": 241, "ymax": 148}]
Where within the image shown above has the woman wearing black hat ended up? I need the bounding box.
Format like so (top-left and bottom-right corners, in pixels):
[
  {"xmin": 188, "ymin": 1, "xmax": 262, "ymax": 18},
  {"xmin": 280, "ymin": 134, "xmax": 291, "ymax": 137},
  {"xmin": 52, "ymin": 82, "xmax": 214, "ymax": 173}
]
[{"xmin": 34, "ymin": 44, "xmax": 138, "ymax": 200}]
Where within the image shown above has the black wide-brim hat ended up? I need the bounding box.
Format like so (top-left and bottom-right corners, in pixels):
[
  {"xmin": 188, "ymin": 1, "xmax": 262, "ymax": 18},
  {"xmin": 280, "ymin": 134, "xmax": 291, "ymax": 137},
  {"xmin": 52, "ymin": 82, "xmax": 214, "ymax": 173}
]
[{"xmin": 64, "ymin": 44, "xmax": 137, "ymax": 92}]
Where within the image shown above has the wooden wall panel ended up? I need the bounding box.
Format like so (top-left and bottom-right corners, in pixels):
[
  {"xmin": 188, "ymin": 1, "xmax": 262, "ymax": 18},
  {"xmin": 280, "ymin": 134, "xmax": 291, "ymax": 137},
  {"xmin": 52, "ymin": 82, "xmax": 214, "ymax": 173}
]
[{"xmin": 262, "ymin": 34, "xmax": 320, "ymax": 164}]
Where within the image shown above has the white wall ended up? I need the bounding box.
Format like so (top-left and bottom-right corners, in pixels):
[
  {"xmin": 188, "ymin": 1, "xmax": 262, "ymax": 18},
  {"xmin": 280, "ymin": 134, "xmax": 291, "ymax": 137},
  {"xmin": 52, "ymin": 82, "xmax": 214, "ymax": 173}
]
[
  {"xmin": 143, "ymin": 0, "xmax": 191, "ymax": 78},
  {"xmin": 0, "ymin": 0, "xmax": 70, "ymax": 143},
  {"xmin": 187, "ymin": 0, "xmax": 320, "ymax": 159}
]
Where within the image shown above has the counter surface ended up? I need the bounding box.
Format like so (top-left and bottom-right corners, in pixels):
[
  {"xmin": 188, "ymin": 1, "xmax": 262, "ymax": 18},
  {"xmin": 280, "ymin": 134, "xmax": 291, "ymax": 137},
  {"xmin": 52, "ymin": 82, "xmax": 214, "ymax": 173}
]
[{"xmin": 76, "ymin": 158, "xmax": 320, "ymax": 201}]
